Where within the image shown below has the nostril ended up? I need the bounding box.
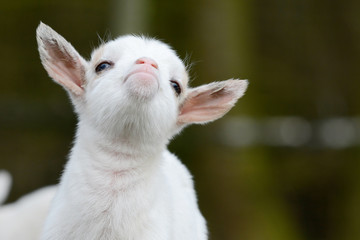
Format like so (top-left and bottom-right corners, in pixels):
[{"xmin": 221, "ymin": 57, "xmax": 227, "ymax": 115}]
[
  {"xmin": 150, "ymin": 63, "xmax": 158, "ymax": 69},
  {"xmin": 135, "ymin": 57, "xmax": 159, "ymax": 69},
  {"xmin": 136, "ymin": 59, "xmax": 146, "ymax": 64}
]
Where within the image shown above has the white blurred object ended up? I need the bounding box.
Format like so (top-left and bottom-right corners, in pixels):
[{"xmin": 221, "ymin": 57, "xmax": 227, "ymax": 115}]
[
  {"xmin": 319, "ymin": 118, "xmax": 357, "ymax": 149},
  {"xmin": 0, "ymin": 170, "xmax": 11, "ymax": 205},
  {"xmin": 219, "ymin": 116, "xmax": 360, "ymax": 148},
  {"xmin": 262, "ymin": 117, "xmax": 312, "ymax": 147},
  {"xmin": 219, "ymin": 117, "xmax": 258, "ymax": 147},
  {"xmin": 0, "ymin": 185, "xmax": 57, "ymax": 240}
]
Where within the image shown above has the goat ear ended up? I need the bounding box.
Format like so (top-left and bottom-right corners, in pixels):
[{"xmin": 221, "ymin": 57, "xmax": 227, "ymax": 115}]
[
  {"xmin": 36, "ymin": 22, "xmax": 87, "ymax": 96},
  {"xmin": 177, "ymin": 79, "xmax": 248, "ymax": 125}
]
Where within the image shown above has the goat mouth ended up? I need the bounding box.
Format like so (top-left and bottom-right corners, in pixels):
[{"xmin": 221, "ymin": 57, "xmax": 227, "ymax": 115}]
[
  {"xmin": 124, "ymin": 67, "xmax": 158, "ymax": 83},
  {"xmin": 124, "ymin": 66, "xmax": 160, "ymax": 99}
]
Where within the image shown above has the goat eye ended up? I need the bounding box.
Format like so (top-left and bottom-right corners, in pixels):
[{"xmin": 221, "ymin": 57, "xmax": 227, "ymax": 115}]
[
  {"xmin": 95, "ymin": 61, "xmax": 112, "ymax": 73},
  {"xmin": 170, "ymin": 80, "xmax": 181, "ymax": 96}
]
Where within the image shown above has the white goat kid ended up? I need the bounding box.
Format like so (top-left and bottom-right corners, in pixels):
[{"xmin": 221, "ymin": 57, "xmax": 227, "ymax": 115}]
[{"xmin": 37, "ymin": 22, "xmax": 248, "ymax": 240}]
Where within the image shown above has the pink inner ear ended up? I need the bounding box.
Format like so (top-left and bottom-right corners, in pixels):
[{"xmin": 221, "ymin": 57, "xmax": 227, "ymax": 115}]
[
  {"xmin": 47, "ymin": 63, "xmax": 84, "ymax": 95},
  {"xmin": 43, "ymin": 41, "xmax": 85, "ymax": 95},
  {"xmin": 178, "ymin": 87, "xmax": 236, "ymax": 124},
  {"xmin": 181, "ymin": 89, "xmax": 234, "ymax": 114},
  {"xmin": 178, "ymin": 79, "xmax": 248, "ymax": 125},
  {"xmin": 179, "ymin": 106, "xmax": 231, "ymax": 123},
  {"xmin": 180, "ymin": 92, "xmax": 233, "ymax": 115}
]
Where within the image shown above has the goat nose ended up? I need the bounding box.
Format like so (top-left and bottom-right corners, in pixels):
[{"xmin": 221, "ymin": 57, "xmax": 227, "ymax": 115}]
[{"xmin": 135, "ymin": 57, "xmax": 159, "ymax": 69}]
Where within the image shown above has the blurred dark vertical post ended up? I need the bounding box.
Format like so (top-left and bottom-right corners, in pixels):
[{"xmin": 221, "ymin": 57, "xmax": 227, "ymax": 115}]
[
  {"xmin": 192, "ymin": 1, "xmax": 303, "ymax": 239},
  {"xmin": 110, "ymin": 0, "xmax": 152, "ymax": 35}
]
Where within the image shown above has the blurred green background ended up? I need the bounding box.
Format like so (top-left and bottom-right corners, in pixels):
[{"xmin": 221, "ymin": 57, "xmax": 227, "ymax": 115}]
[{"xmin": 1, "ymin": 0, "xmax": 360, "ymax": 239}]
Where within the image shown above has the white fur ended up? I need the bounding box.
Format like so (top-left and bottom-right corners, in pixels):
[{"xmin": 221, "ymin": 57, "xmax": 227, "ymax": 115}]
[
  {"xmin": 0, "ymin": 170, "xmax": 11, "ymax": 205},
  {"xmin": 0, "ymin": 185, "xmax": 57, "ymax": 240},
  {"xmin": 36, "ymin": 22, "xmax": 248, "ymax": 240}
]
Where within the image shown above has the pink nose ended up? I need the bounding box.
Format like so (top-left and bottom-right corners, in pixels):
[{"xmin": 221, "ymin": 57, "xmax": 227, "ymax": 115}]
[{"xmin": 135, "ymin": 57, "xmax": 159, "ymax": 69}]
